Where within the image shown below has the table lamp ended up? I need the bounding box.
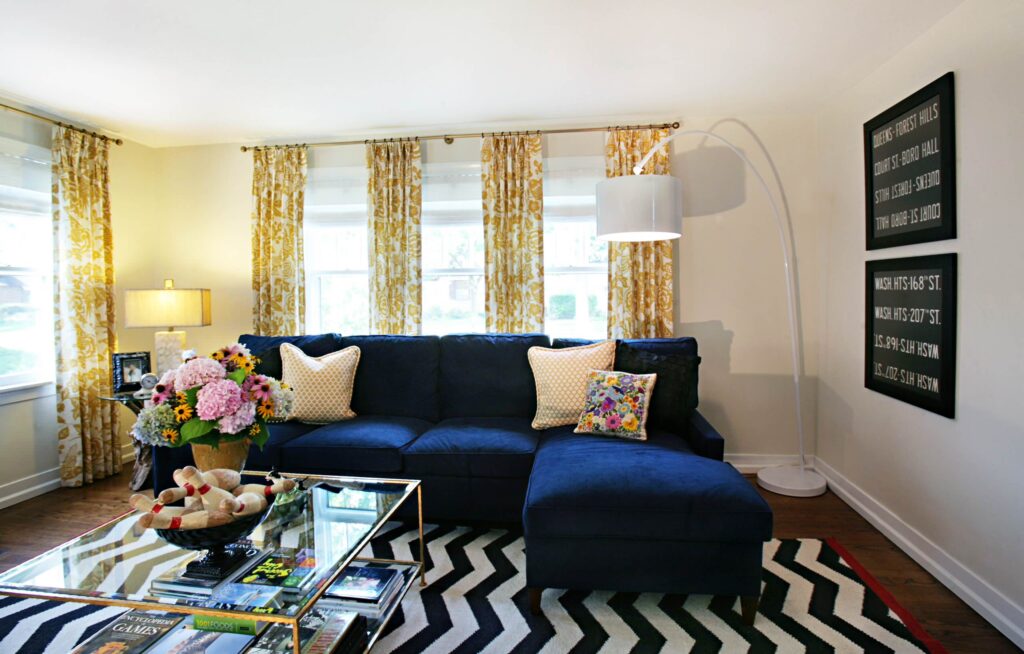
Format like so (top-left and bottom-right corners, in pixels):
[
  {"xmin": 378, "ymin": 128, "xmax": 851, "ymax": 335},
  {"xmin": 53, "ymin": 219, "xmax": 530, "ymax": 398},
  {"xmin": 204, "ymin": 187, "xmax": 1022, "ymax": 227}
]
[
  {"xmin": 125, "ymin": 279, "xmax": 212, "ymax": 374},
  {"xmin": 595, "ymin": 129, "xmax": 826, "ymax": 498}
]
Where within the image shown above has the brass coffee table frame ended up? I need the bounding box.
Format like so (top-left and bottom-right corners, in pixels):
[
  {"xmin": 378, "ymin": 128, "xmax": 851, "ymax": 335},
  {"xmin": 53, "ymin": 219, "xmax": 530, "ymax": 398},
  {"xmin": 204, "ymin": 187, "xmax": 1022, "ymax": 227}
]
[{"xmin": 0, "ymin": 470, "xmax": 427, "ymax": 654}]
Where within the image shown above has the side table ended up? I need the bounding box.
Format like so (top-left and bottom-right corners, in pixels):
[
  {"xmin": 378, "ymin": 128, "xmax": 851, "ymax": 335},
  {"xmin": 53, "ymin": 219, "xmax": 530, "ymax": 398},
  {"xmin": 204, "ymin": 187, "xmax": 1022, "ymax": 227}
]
[{"xmin": 100, "ymin": 392, "xmax": 151, "ymax": 491}]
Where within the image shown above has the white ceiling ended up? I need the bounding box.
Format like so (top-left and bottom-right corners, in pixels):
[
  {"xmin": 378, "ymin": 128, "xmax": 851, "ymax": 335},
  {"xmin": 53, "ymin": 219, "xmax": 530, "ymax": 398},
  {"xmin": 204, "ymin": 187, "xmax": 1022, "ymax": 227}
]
[{"xmin": 0, "ymin": 0, "xmax": 963, "ymax": 148}]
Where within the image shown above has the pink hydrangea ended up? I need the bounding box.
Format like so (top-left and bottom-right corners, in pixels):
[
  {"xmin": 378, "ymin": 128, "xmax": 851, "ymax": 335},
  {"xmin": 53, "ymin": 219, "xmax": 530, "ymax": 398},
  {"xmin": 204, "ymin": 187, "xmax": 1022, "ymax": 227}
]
[
  {"xmin": 175, "ymin": 357, "xmax": 226, "ymax": 390},
  {"xmin": 195, "ymin": 379, "xmax": 245, "ymax": 420},
  {"xmin": 218, "ymin": 401, "xmax": 256, "ymax": 434}
]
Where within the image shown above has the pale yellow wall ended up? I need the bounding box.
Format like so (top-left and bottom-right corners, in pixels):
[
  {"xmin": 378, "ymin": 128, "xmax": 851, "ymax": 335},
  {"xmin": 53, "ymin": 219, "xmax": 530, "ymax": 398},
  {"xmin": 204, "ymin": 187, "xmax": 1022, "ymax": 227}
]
[
  {"xmin": 112, "ymin": 144, "xmax": 253, "ymax": 361},
  {"xmin": 815, "ymin": 0, "xmax": 1024, "ymax": 640}
]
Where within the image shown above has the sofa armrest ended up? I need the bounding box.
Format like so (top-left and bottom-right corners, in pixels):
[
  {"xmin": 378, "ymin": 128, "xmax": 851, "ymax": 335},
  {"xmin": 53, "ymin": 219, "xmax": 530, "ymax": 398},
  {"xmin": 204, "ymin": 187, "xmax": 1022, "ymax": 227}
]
[{"xmin": 686, "ymin": 411, "xmax": 725, "ymax": 461}]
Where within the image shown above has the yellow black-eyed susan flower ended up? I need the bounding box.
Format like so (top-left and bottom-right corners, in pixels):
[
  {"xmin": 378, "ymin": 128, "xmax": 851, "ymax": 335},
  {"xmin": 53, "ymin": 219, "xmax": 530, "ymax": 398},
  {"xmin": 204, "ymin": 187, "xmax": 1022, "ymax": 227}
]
[
  {"xmin": 249, "ymin": 423, "xmax": 261, "ymax": 436},
  {"xmin": 256, "ymin": 400, "xmax": 274, "ymax": 419},
  {"xmin": 240, "ymin": 358, "xmax": 255, "ymax": 373},
  {"xmin": 162, "ymin": 428, "xmax": 179, "ymax": 444},
  {"xmin": 174, "ymin": 404, "xmax": 193, "ymax": 422}
]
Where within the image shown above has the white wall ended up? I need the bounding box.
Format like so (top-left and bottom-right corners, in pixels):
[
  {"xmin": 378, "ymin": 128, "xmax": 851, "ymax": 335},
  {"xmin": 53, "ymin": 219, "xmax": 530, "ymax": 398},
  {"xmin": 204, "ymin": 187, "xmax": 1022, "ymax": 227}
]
[{"xmin": 815, "ymin": 0, "xmax": 1024, "ymax": 645}]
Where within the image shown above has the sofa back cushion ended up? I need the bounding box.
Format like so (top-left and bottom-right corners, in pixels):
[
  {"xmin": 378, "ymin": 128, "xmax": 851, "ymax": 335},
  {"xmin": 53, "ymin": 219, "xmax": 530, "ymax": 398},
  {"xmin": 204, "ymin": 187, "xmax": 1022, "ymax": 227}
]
[
  {"xmin": 340, "ymin": 335, "xmax": 440, "ymax": 422},
  {"xmin": 552, "ymin": 337, "xmax": 699, "ymax": 360},
  {"xmin": 552, "ymin": 337, "xmax": 700, "ymax": 434},
  {"xmin": 238, "ymin": 333, "xmax": 344, "ymax": 379},
  {"xmin": 439, "ymin": 334, "xmax": 550, "ymax": 419}
]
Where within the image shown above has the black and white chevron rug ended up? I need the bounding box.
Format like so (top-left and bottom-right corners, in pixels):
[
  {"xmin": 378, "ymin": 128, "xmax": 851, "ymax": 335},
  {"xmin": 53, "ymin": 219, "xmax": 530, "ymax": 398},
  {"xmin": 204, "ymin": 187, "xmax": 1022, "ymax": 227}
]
[{"xmin": 0, "ymin": 524, "xmax": 944, "ymax": 653}]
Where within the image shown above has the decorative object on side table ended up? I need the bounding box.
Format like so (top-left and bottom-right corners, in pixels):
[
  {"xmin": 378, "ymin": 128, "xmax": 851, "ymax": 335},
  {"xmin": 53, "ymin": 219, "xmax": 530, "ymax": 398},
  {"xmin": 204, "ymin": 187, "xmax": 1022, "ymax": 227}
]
[
  {"xmin": 111, "ymin": 351, "xmax": 152, "ymax": 393},
  {"xmin": 124, "ymin": 278, "xmax": 212, "ymax": 374},
  {"xmin": 132, "ymin": 465, "xmax": 297, "ymax": 579},
  {"xmin": 131, "ymin": 342, "xmax": 295, "ymax": 473}
]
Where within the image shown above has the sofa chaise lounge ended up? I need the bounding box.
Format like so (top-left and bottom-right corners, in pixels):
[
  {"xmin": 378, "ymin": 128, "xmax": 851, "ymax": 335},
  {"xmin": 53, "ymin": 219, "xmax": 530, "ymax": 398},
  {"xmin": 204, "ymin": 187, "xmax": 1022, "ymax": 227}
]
[{"xmin": 152, "ymin": 333, "xmax": 773, "ymax": 622}]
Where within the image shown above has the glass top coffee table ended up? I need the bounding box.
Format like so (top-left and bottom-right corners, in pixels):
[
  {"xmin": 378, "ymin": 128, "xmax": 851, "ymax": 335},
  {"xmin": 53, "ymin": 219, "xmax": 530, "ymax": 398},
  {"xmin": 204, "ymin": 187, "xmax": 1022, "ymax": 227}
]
[{"xmin": 0, "ymin": 471, "xmax": 425, "ymax": 654}]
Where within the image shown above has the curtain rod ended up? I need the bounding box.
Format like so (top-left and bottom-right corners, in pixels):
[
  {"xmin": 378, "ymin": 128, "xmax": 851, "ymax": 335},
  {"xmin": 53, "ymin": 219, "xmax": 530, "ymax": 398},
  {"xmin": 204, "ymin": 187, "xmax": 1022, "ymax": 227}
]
[
  {"xmin": 0, "ymin": 102, "xmax": 124, "ymax": 146},
  {"xmin": 239, "ymin": 121, "xmax": 680, "ymax": 152}
]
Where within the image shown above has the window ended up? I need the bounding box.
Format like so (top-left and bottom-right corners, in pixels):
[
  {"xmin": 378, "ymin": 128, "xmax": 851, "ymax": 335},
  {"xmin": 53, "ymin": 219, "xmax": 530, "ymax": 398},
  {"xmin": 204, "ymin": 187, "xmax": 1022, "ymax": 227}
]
[
  {"xmin": 304, "ymin": 142, "xmax": 608, "ymax": 338},
  {"xmin": 0, "ymin": 126, "xmax": 54, "ymax": 392},
  {"xmin": 421, "ymin": 160, "xmax": 485, "ymax": 335},
  {"xmin": 543, "ymin": 154, "xmax": 607, "ymax": 339},
  {"xmin": 304, "ymin": 148, "xmax": 370, "ymax": 335}
]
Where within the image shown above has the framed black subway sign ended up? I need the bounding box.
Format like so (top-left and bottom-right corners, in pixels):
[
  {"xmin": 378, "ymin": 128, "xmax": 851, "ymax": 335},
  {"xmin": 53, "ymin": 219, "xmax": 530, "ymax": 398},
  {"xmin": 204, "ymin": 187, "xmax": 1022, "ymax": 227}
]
[
  {"xmin": 865, "ymin": 254, "xmax": 956, "ymax": 418},
  {"xmin": 864, "ymin": 72, "xmax": 956, "ymax": 250}
]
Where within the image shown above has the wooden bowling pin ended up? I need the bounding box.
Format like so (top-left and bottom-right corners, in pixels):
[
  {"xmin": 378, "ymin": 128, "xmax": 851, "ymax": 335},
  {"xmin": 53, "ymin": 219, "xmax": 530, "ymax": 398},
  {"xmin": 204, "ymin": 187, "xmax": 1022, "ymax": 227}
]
[
  {"xmin": 232, "ymin": 478, "xmax": 296, "ymax": 497},
  {"xmin": 172, "ymin": 467, "xmax": 239, "ymax": 491},
  {"xmin": 178, "ymin": 466, "xmax": 237, "ymax": 511},
  {"xmin": 129, "ymin": 494, "xmax": 196, "ymax": 516},
  {"xmin": 157, "ymin": 485, "xmax": 207, "ymax": 508},
  {"xmin": 138, "ymin": 509, "xmax": 234, "ymax": 530},
  {"xmin": 220, "ymin": 492, "xmax": 268, "ymax": 517}
]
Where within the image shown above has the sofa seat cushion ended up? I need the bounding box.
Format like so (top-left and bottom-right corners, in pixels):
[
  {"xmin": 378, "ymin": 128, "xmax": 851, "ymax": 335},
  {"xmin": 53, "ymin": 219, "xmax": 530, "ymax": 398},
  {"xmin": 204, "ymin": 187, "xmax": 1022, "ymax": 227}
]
[
  {"xmin": 525, "ymin": 428, "xmax": 772, "ymax": 543},
  {"xmin": 248, "ymin": 420, "xmax": 320, "ymax": 470},
  {"xmin": 403, "ymin": 417, "xmax": 540, "ymax": 478},
  {"xmin": 279, "ymin": 416, "xmax": 432, "ymax": 474}
]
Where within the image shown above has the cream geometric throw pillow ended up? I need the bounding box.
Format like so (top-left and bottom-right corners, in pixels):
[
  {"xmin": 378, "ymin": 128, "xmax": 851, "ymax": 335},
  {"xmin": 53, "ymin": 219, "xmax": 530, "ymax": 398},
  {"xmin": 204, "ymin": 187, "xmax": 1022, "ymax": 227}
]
[
  {"xmin": 527, "ymin": 341, "xmax": 616, "ymax": 430},
  {"xmin": 280, "ymin": 343, "xmax": 360, "ymax": 423}
]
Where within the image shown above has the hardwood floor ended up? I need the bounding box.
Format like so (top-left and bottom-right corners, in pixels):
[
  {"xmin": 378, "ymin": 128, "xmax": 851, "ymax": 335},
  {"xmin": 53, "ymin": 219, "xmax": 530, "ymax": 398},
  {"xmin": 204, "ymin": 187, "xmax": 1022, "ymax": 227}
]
[{"xmin": 0, "ymin": 470, "xmax": 1017, "ymax": 652}]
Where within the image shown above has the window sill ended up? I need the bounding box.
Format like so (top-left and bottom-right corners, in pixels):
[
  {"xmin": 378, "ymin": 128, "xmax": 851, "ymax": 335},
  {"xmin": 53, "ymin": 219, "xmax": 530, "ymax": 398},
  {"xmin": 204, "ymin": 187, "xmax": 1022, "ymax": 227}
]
[{"xmin": 0, "ymin": 381, "xmax": 56, "ymax": 407}]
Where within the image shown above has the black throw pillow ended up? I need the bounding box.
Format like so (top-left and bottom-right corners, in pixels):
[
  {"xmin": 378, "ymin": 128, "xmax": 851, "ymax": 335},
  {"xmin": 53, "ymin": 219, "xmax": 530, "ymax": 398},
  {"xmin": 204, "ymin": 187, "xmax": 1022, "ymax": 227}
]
[
  {"xmin": 237, "ymin": 333, "xmax": 343, "ymax": 379},
  {"xmin": 615, "ymin": 344, "xmax": 701, "ymax": 434}
]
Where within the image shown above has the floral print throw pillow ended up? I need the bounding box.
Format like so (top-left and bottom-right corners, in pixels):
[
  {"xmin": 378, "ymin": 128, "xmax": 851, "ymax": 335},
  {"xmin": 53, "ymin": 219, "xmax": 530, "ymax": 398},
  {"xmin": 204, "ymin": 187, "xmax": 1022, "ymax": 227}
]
[{"xmin": 574, "ymin": 370, "xmax": 657, "ymax": 441}]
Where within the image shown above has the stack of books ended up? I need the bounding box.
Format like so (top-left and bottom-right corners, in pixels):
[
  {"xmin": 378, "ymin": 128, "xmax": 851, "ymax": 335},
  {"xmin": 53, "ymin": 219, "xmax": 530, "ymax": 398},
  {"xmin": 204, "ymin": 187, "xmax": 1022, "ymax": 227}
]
[
  {"xmin": 235, "ymin": 547, "xmax": 321, "ymax": 597},
  {"xmin": 248, "ymin": 607, "xmax": 367, "ymax": 654},
  {"xmin": 72, "ymin": 613, "xmax": 259, "ymax": 654},
  {"xmin": 324, "ymin": 564, "xmax": 406, "ymax": 618},
  {"xmin": 151, "ymin": 542, "xmax": 264, "ymax": 599}
]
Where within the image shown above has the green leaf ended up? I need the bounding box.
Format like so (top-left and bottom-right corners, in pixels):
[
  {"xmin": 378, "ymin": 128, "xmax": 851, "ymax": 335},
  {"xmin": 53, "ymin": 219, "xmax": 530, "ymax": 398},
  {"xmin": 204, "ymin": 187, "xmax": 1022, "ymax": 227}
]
[
  {"xmin": 180, "ymin": 418, "xmax": 217, "ymax": 443},
  {"xmin": 227, "ymin": 368, "xmax": 247, "ymax": 385},
  {"xmin": 250, "ymin": 422, "xmax": 269, "ymax": 449},
  {"xmin": 184, "ymin": 387, "xmax": 200, "ymax": 406}
]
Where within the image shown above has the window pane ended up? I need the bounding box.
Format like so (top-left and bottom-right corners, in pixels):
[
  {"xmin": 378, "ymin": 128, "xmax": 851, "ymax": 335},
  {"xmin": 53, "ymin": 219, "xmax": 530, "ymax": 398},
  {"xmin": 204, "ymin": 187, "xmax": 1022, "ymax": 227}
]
[
  {"xmin": 544, "ymin": 272, "xmax": 607, "ymax": 339},
  {"xmin": 0, "ymin": 272, "xmax": 52, "ymax": 387},
  {"xmin": 314, "ymin": 274, "xmax": 369, "ymax": 335},
  {"xmin": 422, "ymin": 221, "xmax": 485, "ymax": 271},
  {"xmin": 422, "ymin": 273, "xmax": 485, "ymax": 335}
]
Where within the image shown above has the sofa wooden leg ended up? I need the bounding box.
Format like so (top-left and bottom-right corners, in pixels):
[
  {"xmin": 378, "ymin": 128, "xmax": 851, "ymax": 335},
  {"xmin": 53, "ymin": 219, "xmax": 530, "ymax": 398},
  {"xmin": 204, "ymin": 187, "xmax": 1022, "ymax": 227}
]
[
  {"xmin": 740, "ymin": 594, "xmax": 759, "ymax": 626},
  {"xmin": 528, "ymin": 587, "xmax": 543, "ymax": 616}
]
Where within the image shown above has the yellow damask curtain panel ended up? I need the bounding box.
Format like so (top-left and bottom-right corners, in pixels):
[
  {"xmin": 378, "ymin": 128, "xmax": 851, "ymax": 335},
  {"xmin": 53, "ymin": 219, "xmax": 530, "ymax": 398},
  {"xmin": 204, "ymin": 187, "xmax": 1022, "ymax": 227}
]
[
  {"xmin": 366, "ymin": 141, "xmax": 422, "ymax": 335},
  {"xmin": 605, "ymin": 128, "xmax": 674, "ymax": 339},
  {"xmin": 251, "ymin": 146, "xmax": 308, "ymax": 335},
  {"xmin": 52, "ymin": 127, "xmax": 119, "ymax": 487},
  {"xmin": 481, "ymin": 134, "xmax": 544, "ymax": 333}
]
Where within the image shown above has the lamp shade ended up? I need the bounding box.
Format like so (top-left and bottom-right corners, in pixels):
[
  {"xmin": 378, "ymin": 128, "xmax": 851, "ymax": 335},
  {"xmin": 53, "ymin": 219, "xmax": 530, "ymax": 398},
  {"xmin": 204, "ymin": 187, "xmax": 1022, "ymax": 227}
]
[
  {"xmin": 595, "ymin": 174, "xmax": 683, "ymax": 241},
  {"xmin": 124, "ymin": 288, "xmax": 212, "ymax": 329}
]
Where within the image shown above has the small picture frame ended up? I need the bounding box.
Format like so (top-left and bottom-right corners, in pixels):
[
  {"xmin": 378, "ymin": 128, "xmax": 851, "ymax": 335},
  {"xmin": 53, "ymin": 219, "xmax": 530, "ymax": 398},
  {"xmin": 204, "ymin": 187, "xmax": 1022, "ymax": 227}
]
[{"xmin": 112, "ymin": 351, "xmax": 152, "ymax": 393}]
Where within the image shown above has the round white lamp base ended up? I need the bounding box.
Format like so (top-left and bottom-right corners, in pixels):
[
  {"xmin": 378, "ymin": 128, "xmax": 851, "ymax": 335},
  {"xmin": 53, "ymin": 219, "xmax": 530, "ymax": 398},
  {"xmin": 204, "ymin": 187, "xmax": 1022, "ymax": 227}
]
[{"xmin": 757, "ymin": 465, "xmax": 827, "ymax": 497}]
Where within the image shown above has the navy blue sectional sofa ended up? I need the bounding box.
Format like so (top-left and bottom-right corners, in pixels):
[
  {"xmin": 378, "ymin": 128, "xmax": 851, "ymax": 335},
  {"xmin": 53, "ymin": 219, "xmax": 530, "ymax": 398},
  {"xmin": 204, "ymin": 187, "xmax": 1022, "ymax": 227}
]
[{"xmin": 152, "ymin": 333, "xmax": 773, "ymax": 621}]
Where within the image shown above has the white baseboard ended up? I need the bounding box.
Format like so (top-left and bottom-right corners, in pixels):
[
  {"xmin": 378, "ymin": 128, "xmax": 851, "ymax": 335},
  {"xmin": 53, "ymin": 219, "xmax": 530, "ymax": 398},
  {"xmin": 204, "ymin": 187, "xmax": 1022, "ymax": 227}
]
[
  {"xmin": 815, "ymin": 457, "xmax": 1024, "ymax": 650},
  {"xmin": 0, "ymin": 466, "xmax": 61, "ymax": 510},
  {"xmin": 725, "ymin": 453, "xmax": 814, "ymax": 473}
]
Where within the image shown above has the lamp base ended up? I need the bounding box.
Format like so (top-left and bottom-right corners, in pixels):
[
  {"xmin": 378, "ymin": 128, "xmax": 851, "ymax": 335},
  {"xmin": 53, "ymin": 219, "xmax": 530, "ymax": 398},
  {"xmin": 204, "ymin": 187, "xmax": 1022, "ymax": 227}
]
[
  {"xmin": 154, "ymin": 331, "xmax": 186, "ymax": 374},
  {"xmin": 756, "ymin": 465, "xmax": 827, "ymax": 498}
]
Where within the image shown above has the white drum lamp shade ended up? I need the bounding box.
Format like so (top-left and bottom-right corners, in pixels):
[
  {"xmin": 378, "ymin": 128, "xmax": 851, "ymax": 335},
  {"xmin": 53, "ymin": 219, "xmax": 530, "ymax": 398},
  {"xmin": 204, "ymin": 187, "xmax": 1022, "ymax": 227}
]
[
  {"xmin": 124, "ymin": 280, "xmax": 211, "ymax": 374},
  {"xmin": 595, "ymin": 174, "xmax": 683, "ymax": 241}
]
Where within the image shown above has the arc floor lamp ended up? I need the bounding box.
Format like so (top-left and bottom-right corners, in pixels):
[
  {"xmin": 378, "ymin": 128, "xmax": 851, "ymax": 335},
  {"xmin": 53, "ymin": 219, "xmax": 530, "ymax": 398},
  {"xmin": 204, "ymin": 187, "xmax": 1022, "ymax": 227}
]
[{"xmin": 595, "ymin": 129, "xmax": 827, "ymax": 497}]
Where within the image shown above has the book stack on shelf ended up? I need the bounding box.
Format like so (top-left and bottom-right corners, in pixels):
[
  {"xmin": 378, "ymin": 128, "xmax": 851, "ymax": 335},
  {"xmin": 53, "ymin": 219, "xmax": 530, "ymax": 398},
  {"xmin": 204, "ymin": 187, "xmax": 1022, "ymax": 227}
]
[
  {"xmin": 248, "ymin": 606, "xmax": 367, "ymax": 654},
  {"xmin": 324, "ymin": 564, "xmax": 408, "ymax": 619},
  {"xmin": 151, "ymin": 541, "xmax": 264, "ymax": 599},
  {"xmin": 71, "ymin": 612, "xmax": 184, "ymax": 654}
]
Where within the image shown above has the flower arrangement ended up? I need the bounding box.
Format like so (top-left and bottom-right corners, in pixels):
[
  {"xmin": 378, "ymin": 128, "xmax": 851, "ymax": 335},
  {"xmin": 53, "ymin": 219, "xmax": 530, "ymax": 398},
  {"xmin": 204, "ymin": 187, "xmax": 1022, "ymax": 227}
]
[{"xmin": 132, "ymin": 343, "xmax": 294, "ymax": 449}]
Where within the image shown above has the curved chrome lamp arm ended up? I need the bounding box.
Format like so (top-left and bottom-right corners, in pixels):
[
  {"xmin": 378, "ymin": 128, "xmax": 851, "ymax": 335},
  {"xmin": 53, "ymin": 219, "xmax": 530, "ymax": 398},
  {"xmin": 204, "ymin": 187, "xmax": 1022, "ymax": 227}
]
[{"xmin": 636, "ymin": 130, "xmax": 807, "ymax": 470}]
